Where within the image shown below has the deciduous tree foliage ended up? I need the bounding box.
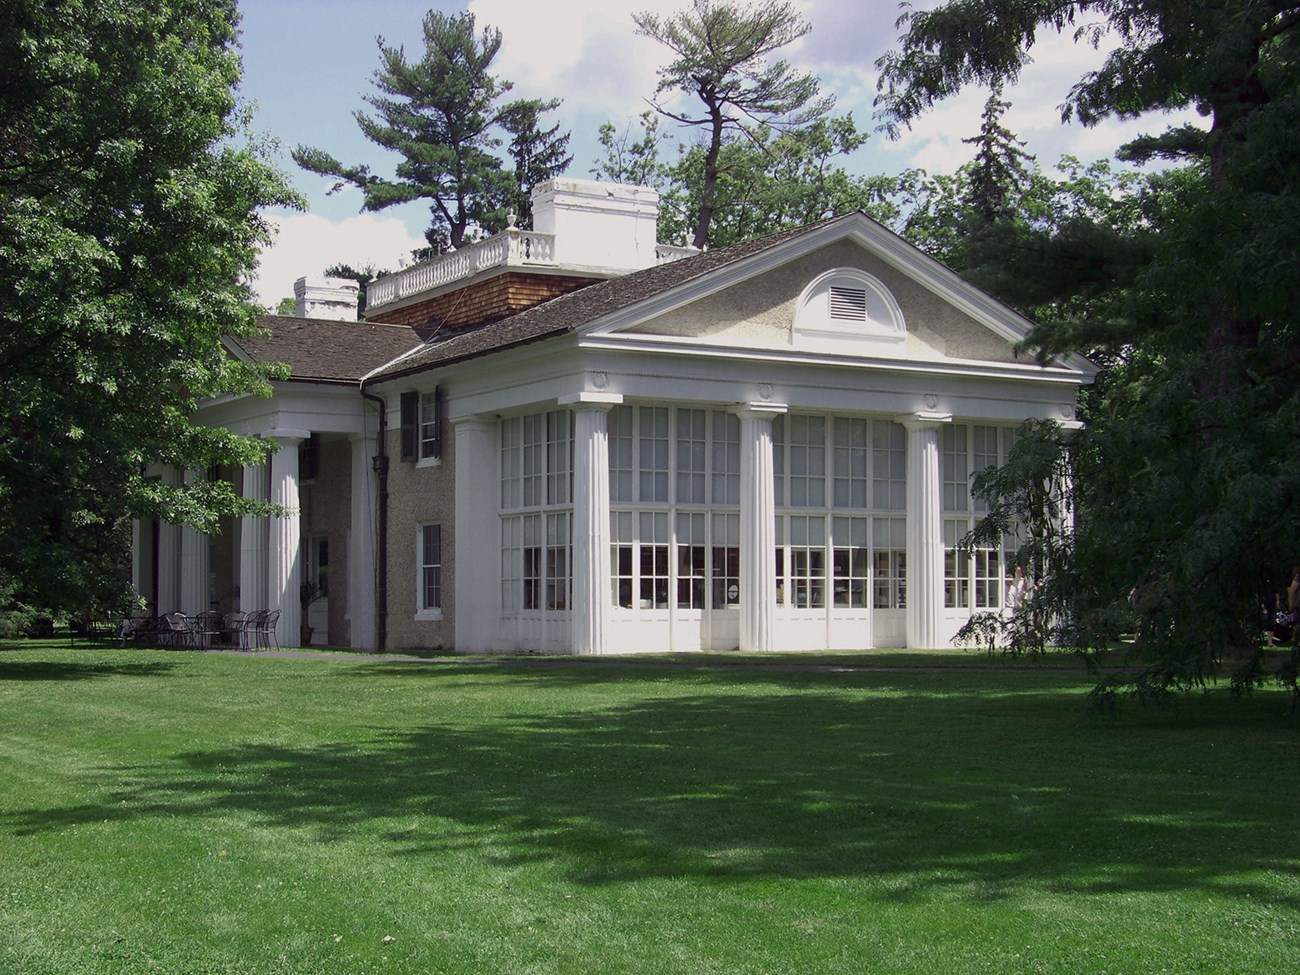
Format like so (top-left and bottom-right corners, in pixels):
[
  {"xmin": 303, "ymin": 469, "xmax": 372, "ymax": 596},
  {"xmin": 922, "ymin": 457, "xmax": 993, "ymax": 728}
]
[
  {"xmin": 635, "ymin": 0, "xmax": 832, "ymax": 248},
  {"xmin": 879, "ymin": 1, "xmax": 1300, "ymax": 696},
  {"xmin": 293, "ymin": 10, "xmax": 570, "ymax": 253},
  {"xmin": 0, "ymin": 0, "xmax": 297, "ymax": 618}
]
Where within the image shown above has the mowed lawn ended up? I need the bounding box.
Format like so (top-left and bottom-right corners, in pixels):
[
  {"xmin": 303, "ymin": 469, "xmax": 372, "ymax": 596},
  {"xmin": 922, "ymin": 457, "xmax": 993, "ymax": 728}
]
[{"xmin": 1, "ymin": 642, "xmax": 1297, "ymax": 975}]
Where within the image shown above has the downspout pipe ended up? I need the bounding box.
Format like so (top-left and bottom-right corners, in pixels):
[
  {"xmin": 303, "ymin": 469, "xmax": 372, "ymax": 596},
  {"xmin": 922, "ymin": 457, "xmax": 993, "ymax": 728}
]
[{"xmin": 360, "ymin": 379, "xmax": 388, "ymax": 651}]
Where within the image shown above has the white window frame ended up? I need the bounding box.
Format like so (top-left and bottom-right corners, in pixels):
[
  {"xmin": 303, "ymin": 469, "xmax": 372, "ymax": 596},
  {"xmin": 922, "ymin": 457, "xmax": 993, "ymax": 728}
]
[{"xmin": 415, "ymin": 522, "xmax": 443, "ymax": 620}]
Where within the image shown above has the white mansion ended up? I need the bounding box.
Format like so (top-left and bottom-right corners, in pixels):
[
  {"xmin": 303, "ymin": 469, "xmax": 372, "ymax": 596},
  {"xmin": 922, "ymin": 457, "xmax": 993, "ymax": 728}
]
[{"xmin": 132, "ymin": 179, "xmax": 1092, "ymax": 653}]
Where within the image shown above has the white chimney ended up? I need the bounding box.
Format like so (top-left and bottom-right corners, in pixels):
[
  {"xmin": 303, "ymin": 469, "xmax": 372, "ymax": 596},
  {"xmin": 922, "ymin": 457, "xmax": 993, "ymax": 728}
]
[
  {"xmin": 530, "ymin": 179, "xmax": 660, "ymax": 273},
  {"xmin": 293, "ymin": 276, "xmax": 359, "ymax": 321}
]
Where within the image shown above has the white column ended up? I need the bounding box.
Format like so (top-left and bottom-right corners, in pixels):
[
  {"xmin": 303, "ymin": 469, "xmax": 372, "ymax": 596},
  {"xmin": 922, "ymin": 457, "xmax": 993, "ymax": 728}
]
[
  {"xmin": 562, "ymin": 394, "xmax": 621, "ymax": 655},
  {"xmin": 180, "ymin": 470, "xmax": 209, "ymax": 614},
  {"xmin": 348, "ymin": 433, "xmax": 378, "ymax": 650},
  {"xmin": 239, "ymin": 461, "xmax": 268, "ymax": 615},
  {"xmin": 452, "ymin": 416, "xmax": 499, "ymax": 652},
  {"xmin": 735, "ymin": 403, "xmax": 787, "ymax": 652},
  {"xmin": 902, "ymin": 412, "xmax": 950, "ymax": 649},
  {"xmin": 157, "ymin": 468, "xmax": 181, "ymax": 613},
  {"xmin": 268, "ymin": 432, "xmax": 307, "ymax": 647}
]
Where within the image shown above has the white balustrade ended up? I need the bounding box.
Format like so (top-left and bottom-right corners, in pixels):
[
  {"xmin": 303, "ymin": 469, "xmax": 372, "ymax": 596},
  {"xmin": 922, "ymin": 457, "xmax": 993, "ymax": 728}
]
[{"xmin": 365, "ymin": 229, "xmax": 558, "ymax": 310}]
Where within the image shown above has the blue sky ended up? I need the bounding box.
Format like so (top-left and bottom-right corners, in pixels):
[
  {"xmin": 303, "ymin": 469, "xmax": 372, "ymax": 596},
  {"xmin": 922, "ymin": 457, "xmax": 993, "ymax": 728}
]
[{"xmin": 236, "ymin": 0, "xmax": 1191, "ymax": 306}]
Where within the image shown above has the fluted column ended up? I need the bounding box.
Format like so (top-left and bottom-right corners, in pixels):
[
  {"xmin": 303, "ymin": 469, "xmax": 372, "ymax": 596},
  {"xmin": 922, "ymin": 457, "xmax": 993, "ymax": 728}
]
[
  {"xmin": 268, "ymin": 432, "xmax": 307, "ymax": 647},
  {"xmin": 239, "ymin": 461, "xmax": 268, "ymax": 615},
  {"xmin": 180, "ymin": 470, "xmax": 209, "ymax": 614},
  {"xmin": 902, "ymin": 412, "xmax": 950, "ymax": 648},
  {"xmin": 452, "ymin": 416, "xmax": 498, "ymax": 652},
  {"xmin": 348, "ymin": 433, "xmax": 378, "ymax": 650},
  {"xmin": 735, "ymin": 403, "xmax": 787, "ymax": 652},
  {"xmin": 157, "ymin": 467, "xmax": 181, "ymax": 613},
  {"xmin": 563, "ymin": 394, "xmax": 621, "ymax": 655}
]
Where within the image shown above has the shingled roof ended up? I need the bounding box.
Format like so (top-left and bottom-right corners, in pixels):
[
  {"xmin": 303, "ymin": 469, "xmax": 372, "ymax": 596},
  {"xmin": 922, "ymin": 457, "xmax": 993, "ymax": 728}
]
[
  {"xmin": 229, "ymin": 316, "xmax": 421, "ymax": 383},
  {"xmin": 365, "ymin": 215, "xmax": 844, "ymax": 383}
]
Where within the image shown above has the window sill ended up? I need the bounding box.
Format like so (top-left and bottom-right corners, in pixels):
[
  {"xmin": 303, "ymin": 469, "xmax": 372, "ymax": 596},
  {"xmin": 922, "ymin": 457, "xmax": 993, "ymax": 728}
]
[
  {"xmin": 414, "ymin": 609, "xmax": 443, "ymax": 622},
  {"xmin": 416, "ymin": 456, "xmax": 442, "ymax": 470}
]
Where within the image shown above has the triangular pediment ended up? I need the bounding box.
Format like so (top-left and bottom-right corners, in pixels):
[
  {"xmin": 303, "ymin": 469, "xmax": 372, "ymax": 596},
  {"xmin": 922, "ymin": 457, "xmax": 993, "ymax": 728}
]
[{"xmin": 579, "ymin": 214, "xmax": 1095, "ymax": 378}]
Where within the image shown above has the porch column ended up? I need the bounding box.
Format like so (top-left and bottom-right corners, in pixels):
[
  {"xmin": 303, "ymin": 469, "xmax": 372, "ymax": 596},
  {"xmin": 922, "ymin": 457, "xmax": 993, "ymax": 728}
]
[
  {"xmin": 239, "ymin": 461, "xmax": 268, "ymax": 614},
  {"xmin": 348, "ymin": 432, "xmax": 378, "ymax": 650},
  {"xmin": 131, "ymin": 519, "xmax": 145, "ymax": 601},
  {"xmin": 180, "ymin": 469, "xmax": 209, "ymax": 614},
  {"xmin": 157, "ymin": 467, "xmax": 181, "ymax": 613},
  {"xmin": 562, "ymin": 393, "xmax": 622, "ymax": 655},
  {"xmin": 735, "ymin": 402, "xmax": 787, "ymax": 652},
  {"xmin": 268, "ymin": 431, "xmax": 307, "ymax": 647},
  {"xmin": 901, "ymin": 411, "xmax": 950, "ymax": 649},
  {"xmin": 452, "ymin": 415, "xmax": 498, "ymax": 652}
]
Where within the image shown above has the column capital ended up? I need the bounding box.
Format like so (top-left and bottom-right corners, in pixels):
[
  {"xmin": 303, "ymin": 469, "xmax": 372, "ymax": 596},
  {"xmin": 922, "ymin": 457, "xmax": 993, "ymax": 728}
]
[
  {"xmin": 449, "ymin": 413, "xmax": 495, "ymax": 434},
  {"xmin": 731, "ymin": 402, "xmax": 788, "ymax": 420},
  {"xmin": 559, "ymin": 391, "xmax": 623, "ymax": 409},
  {"xmin": 266, "ymin": 428, "xmax": 311, "ymax": 446},
  {"xmin": 896, "ymin": 410, "xmax": 952, "ymax": 431}
]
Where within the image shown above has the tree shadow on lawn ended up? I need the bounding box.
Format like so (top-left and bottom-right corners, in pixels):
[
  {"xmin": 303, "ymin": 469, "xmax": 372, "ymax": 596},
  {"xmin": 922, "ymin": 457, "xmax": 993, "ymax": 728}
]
[
  {"xmin": 5, "ymin": 671, "xmax": 1298, "ymax": 908},
  {"xmin": 0, "ymin": 659, "xmax": 178, "ymax": 681}
]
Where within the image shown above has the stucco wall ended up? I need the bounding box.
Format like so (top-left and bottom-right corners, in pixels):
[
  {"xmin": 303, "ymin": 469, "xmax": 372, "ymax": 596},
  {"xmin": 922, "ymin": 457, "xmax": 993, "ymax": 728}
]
[
  {"xmin": 299, "ymin": 437, "xmax": 352, "ymax": 645},
  {"xmin": 384, "ymin": 425, "xmax": 456, "ymax": 651},
  {"xmin": 627, "ymin": 240, "xmax": 1023, "ymax": 364}
]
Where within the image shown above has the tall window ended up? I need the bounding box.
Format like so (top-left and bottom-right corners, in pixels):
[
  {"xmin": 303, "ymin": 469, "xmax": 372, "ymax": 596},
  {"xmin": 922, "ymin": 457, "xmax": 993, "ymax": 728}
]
[
  {"xmin": 502, "ymin": 410, "xmax": 573, "ymax": 618},
  {"xmin": 419, "ymin": 391, "xmax": 439, "ymax": 461},
  {"xmin": 832, "ymin": 516, "xmax": 869, "ymax": 607},
  {"xmin": 676, "ymin": 409, "xmax": 707, "ymax": 504},
  {"xmin": 833, "ymin": 418, "xmax": 868, "ymax": 508},
  {"xmin": 418, "ymin": 524, "xmax": 442, "ymax": 615},
  {"xmin": 638, "ymin": 406, "xmax": 669, "ymax": 502}
]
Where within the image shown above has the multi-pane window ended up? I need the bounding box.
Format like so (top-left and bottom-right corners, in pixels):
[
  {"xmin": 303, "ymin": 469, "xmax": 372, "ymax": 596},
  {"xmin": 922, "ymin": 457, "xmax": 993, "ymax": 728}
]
[
  {"xmin": 942, "ymin": 425, "xmax": 969, "ymax": 513},
  {"xmin": 711, "ymin": 411, "xmax": 740, "ymax": 505},
  {"xmin": 419, "ymin": 523, "xmax": 442, "ymax": 611},
  {"xmin": 676, "ymin": 409, "xmax": 707, "ymax": 504},
  {"xmin": 676, "ymin": 512, "xmax": 706, "ymax": 609},
  {"xmin": 786, "ymin": 415, "xmax": 826, "ymax": 507},
  {"xmin": 502, "ymin": 409, "xmax": 574, "ymax": 618},
  {"xmin": 545, "ymin": 512, "xmax": 570, "ymax": 610},
  {"xmin": 972, "ymin": 425, "xmax": 999, "ymax": 515},
  {"xmin": 832, "ymin": 516, "xmax": 869, "ymax": 608},
  {"xmin": 522, "ymin": 513, "xmax": 543, "ymax": 611},
  {"xmin": 638, "ymin": 511, "xmax": 670, "ymax": 609},
  {"xmin": 872, "ymin": 420, "xmax": 906, "ymax": 510},
  {"xmin": 711, "ymin": 513, "xmax": 740, "ymax": 608},
  {"xmin": 522, "ymin": 413, "xmax": 544, "ymax": 508},
  {"xmin": 638, "ymin": 406, "xmax": 670, "ymax": 502},
  {"xmin": 873, "ymin": 517, "xmax": 906, "ymax": 609},
  {"xmin": 974, "ymin": 546, "xmax": 1001, "ymax": 609},
  {"xmin": 419, "ymin": 392, "xmax": 439, "ymax": 460},
  {"xmin": 501, "ymin": 517, "xmax": 521, "ymax": 613},
  {"xmin": 833, "ymin": 418, "xmax": 869, "ymax": 508},
  {"xmin": 786, "ymin": 515, "xmax": 827, "ymax": 609},
  {"xmin": 609, "ymin": 405, "xmax": 634, "ymax": 503},
  {"xmin": 943, "ymin": 518, "xmax": 971, "ymax": 609},
  {"xmin": 546, "ymin": 410, "xmax": 573, "ymax": 505},
  {"xmin": 611, "ymin": 511, "xmax": 634, "ymax": 609}
]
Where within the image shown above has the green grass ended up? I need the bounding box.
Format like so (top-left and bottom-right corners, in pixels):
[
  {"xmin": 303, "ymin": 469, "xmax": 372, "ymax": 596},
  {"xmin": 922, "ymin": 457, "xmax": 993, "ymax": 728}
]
[{"xmin": 1, "ymin": 641, "xmax": 1297, "ymax": 974}]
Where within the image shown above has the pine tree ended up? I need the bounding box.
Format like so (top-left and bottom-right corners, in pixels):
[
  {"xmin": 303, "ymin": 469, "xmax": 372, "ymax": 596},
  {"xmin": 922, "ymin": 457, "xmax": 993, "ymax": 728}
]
[{"xmin": 293, "ymin": 11, "xmax": 569, "ymax": 252}]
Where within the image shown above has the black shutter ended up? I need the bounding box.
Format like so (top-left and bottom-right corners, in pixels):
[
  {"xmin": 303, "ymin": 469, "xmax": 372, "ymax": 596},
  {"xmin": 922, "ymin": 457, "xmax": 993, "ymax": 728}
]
[{"xmin": 399, "ymin": 391, "xmax": 418, "ymax": 461}]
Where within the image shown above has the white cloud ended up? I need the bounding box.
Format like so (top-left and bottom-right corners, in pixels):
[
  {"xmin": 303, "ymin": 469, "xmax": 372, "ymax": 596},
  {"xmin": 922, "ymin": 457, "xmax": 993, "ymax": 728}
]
[{"xmin": 252, "ymin": 212, "xmax": 426, "ymax": 308}]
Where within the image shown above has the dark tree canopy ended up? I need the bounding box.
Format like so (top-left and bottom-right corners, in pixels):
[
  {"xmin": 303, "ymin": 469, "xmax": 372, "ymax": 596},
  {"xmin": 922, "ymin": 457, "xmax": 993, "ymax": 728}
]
[
  {"xmin": 635, "ymin": 0, "xmax": 833, "ymax": 248},
  {"xmin": 0, "ymin": 0, "xmax": 296, "ymax": 618},
  {"xmin": 293, "ymin": 10, "xmax": 570, "ymax": 253},
  {"xmin": 878, "ymin": 1, "xmax": 1300, "ymax": 698}
]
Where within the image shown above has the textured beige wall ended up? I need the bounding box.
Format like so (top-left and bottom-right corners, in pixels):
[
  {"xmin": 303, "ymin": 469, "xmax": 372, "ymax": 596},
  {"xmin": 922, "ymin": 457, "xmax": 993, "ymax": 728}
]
[
  {"xmin": 383, "ymin": 424, "xmax": 456, "ymax": 651},
  {"xmin": 628, "ymin": 240, "xmax": 1023, "ymax": 364},
  {"xmin": 299, "ymin": 438, "xmax": 352, "ymax": 645}
]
